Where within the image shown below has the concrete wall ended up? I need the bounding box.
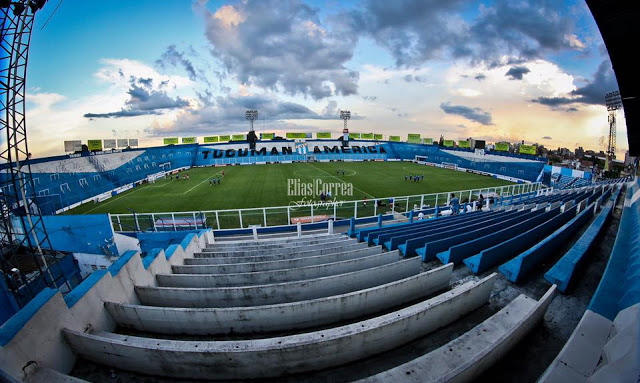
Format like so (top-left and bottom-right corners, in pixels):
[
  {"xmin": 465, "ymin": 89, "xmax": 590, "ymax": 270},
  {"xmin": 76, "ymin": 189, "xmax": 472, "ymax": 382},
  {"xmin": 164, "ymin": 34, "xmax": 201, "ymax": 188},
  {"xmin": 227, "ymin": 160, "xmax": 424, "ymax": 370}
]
[
  {"xmin": 63, "ymin": 274, "xmax": 496, "ymax": 380},
  {"xmin": 106, "ymin": 263, "xmax": 454, "ymax": 335},
  {"xmin": 0, "ymin": 230, "xmax": 210, "ymax": 381},
  {"xmin": 136, "ymin": 257, "xmax": 422, "ymax": 308}
]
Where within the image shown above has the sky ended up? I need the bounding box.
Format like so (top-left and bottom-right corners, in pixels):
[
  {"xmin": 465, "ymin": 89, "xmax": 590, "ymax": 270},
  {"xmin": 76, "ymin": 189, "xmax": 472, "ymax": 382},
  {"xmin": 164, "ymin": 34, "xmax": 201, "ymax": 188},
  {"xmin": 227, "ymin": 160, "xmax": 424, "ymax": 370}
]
[{"xmin": 23, "ymin": 0, "xmax": 627, "ymax": 158}]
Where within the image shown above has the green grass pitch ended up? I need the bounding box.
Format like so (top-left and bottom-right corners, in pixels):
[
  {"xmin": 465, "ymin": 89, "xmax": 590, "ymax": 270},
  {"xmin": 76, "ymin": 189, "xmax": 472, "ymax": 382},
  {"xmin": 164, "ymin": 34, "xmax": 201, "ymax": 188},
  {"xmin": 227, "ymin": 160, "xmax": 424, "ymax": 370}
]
[{"xmin": 67, "ymin": 161, "xmax": 513, "ymax": 219}]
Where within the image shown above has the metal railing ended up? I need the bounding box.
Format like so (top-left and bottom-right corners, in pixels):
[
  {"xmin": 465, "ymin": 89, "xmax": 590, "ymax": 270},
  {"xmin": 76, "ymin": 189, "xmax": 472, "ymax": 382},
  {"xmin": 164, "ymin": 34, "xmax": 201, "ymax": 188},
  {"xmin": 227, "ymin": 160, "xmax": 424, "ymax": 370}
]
[{"xmin": 110, "ymin": 182, "xmax": 543, "ymax": 232}]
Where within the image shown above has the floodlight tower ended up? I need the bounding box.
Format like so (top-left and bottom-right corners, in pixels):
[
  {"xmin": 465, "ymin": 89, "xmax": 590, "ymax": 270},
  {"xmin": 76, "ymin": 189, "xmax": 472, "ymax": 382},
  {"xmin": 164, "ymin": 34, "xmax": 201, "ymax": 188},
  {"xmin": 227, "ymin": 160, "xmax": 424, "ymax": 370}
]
[
  {"xmin": 245, "ymin": 109, "xmax": 258, "ymax": 132},
  {"xmin": 1, "ymin": 0, "xmax": 70, "ymax": 306},
  {"xmin": 605, "ymin": 91, "xmax": 622, "ymax": 171},
  {"xmin": 340, "ymin": 110, "xmax": 351, "ymax": 131}
]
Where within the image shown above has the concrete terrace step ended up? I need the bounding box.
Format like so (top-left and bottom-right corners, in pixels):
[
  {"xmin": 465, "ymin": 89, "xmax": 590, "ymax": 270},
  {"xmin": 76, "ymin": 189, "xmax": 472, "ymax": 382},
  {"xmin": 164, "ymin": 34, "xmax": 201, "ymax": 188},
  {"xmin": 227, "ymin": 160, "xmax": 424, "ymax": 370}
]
[
  {"xmin": 180, "ymin": 246, "xmax": 384, "ymax": 272},
  {"xmin": 157, "ymin": 251, "xmax": 403, "ymax": 287},
  {"xmin": 204, "ymin": 233, "xmax": 345, "ymax": 250},
  {"xmin": 197, "ymin": 238, "xmax": 356, "ymax": 257},
  {"xmin": 192, "ymin": 241, "xmax": 368, "ymax": 263},
  {"xmin": 64, "ymin": 274, "xmax": 496, "ymax": 380},
  {"xmin": 135, "ymin": 257, "xmax": 422, "ymax": 308},
  {"xmin": 359, "ymin": 285, "xmax": 556, "ymax": 382},
  {"xmin": 105, "ymin": 263, "xmax": 454, "ymax": 335}
]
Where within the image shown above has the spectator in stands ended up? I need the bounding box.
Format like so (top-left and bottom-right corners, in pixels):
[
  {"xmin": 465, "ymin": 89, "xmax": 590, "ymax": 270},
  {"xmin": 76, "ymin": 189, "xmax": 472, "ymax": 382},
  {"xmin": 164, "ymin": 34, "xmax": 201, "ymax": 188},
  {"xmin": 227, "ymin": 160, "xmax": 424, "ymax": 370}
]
[
  {"xmin": 478, "ymin": 194, "xmax": 485, "ymax": 210},
  {"xmin": 417, "ymin": 211, "xmax": 425, "ymax": 220},
  {"xmin": 320, "ymin": 191, "xmax": 326, "ymax": 202},
  {"xmin": 450, "ymin": 193, "xmax": 459, "ymax": 215},
  {"xmin": 413, "ymin": 204, "xmax": 418, "ymax": 210},
  {"xmin": 364, "ymin": 196, "xmax": 368, "ymax": 207}
]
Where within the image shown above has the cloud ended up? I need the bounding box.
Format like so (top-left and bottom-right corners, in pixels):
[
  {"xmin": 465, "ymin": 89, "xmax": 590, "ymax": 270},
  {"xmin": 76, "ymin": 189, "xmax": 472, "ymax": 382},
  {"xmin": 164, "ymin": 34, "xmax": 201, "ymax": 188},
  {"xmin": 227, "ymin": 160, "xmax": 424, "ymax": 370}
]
[
  {"xmin": 440, "ymin": 102, "xmax": 493, "ymax": 125},
  {"xmin": 505, "ymin": 66, "xmax": 530, "ymax": 80},
  {"xmin": 156, "ymin": 45, "xmax": 198, "ymax": 81},
  {"xmin": 155, "ymin": 94, "xmax": 354, "ymax": 135},
  {"xmin": 474, "ymin": 73, "xmax": 486, "ymax": 81},
  {"xmin": 350, "ymin": 0, "xmax": 581, "ymax": 67},
  {"xmin": 84, "ymin": 77, "xmax": 190, "ymax": 118},
  {"xmin": 196, "ymin": 0, "xmax": 359, "ymax": 100},
  {"xmin": 403, "ymin": 74, "xmax": 427, "ymax": 83},
  {"xmin": 530, "ymin": 60, "xmax": 618, "ymax": 110},
  {"xmin": 542, "ymin": 136, "xmax": 552, "ymax": 139}
]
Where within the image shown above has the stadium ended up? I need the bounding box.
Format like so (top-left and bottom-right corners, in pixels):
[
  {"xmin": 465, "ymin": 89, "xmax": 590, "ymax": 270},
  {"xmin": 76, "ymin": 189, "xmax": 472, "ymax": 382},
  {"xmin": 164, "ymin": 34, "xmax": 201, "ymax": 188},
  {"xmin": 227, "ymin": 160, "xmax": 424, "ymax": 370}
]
[{"xmin": 0, "ymin": 1, "xmax": 639, "ymax": 383}]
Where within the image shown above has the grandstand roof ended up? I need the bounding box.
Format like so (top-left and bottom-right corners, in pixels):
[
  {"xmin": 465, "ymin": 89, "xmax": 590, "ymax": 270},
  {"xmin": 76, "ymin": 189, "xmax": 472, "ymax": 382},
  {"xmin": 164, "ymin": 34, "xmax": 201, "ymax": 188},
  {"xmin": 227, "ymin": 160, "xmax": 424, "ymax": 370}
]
[{"xmin": 587, "ymin": 0, "xmax": 639, "ymax": 156}]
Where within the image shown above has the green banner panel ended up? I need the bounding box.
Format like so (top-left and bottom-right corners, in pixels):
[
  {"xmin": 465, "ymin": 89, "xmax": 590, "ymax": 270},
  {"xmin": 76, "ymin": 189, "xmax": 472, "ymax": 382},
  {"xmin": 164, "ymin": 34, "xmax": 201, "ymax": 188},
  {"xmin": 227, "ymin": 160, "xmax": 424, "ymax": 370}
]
[
  {"xmin": 286, "ymin": 132, "xmax": 308, "ymax": 139},
  {"xmin": 443, "ymin": 140, "xmax": 455, "ymax": 147},
  {"xmin": 163, "ymin": 138, "xmax": 178, "ymax": 145},
  {"xmin": 389, "ymin": 135, "xmax": 401, "ymax": 142},
  {"xmin": 407, "ymin": 133, "xmax": 421, "ymax": 143},
  {"xmin": 316, "ymin": 132, "xmax": 332, "ymax": 139},
  {"xmin": 458, "ymin": 140, "xmax": 470, "ymax": 148},
  {"xmin": 374, "ymin": 134, "xmax": 383, "ymax": 140},
  {"xmin": 495, "ymin": 142, "xmax": 510, "ymax": 151},
  {"xmin": 423, "ymin": 138, "xmax": 433, "ymax": 145},
  {"xmin": 519, "ymin": 144, "xmax": 537, "ymax": 155},
  {"xmin": 218, "ymin": 135, "xmax": 230, "ymax": 142},
  {"xmin": 232, "ymin": 134, "xmax": 246, "ymax": 141},
  {"xmin": 87, "ymin": 139, "xmax": 103, "ymax": 151},
  {"xmin": 182, "ymin": 137, "xmax": 196, "ymax": 144},
  {"xmin": 361, "ymin": 133, "xmax": 374, "ymax": 139},
  {"xmin": 203, "ymin": 136, "xmax": 219, "ymax": 143},
  {"xmin": 260, "ymin": 133, "xmax": 274, "ymax": 139},
  {"xmin": 349, "ymin": 133, "xmax": 361, "ymax": 139}
]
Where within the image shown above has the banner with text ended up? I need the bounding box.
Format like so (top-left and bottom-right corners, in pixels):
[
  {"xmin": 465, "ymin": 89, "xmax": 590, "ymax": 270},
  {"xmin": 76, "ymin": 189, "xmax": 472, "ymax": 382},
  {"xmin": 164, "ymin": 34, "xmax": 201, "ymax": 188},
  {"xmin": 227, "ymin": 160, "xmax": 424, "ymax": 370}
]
[
  {"xmin": 443, "ymin": 140, "xmax": 455, "ymax": 147},
  {"xmin": 182, "ymin": 137, "xmax": 197, "ymax": 144},
  {"xmin": 203, "ymin": 136, "xmax": 219, "ymax": 143},
  {"xmin": 164, "ymin": 138, "xmax": 178, "ymax": 145},
  {"xmin": 103, "ymin": 139, "xmax": 117, "ymax": 149},
  {"xmin": 218, "ymin": 135, "xmax": 230, "ymax": 142},
  {"xmin": 129, "ymin": 139, "xmax": 138, "ymax": 147},
  {"xmin": 232, "ymin": 134, "xmax": 246, "ymax": 141},
  {"xmin": 64, "ymin": 140, "xmax": 82, "ymax": 152},
  {"xmin": 407, "ymin": 133, "xmax": 421, "ymax": 143},
  {"xmin": 260, "ymin": 133, "xmax": 274, "ymax": 140},
  {"xmin": 286, "ymin": 132, "xmax": 311, "ymax": 139},
  {"xmin": 519, "ymin": 144, "xmax": 537, "ymax": 155},
  {"xmin": 349, "ymin": 133, "xmax": 361, "ymax": 139},
  {"xmin": 361, "ymin": 133, "xmax": 374, "ymax": 139},
  {"xmin": 116, "ymin": 139, "xmax": 129, "ymax": 148},
  {"xmin": 458, "ymin": 140, "xmax": 470, "ymax": 148},
  {"xmin": 316, "ymin": 132, "xmax": 332, "ymax": 139},
  {"xmin": 423, "ymin": 138, "xmax": 433, "ymax": 145},
  {"xmin": 495, "ymin": 142, "xmax": 510, "ymax": 152},
  {"xmin": 87, "ymin": 139, "xmax": 103, "ymax": 151},
  {"xmin": 374, "ymin": 134, "xmax": 383, "ymax": 140},
  {"xmin": 389, "ymin": 135, "xmax": 401, "ymax": 142}
]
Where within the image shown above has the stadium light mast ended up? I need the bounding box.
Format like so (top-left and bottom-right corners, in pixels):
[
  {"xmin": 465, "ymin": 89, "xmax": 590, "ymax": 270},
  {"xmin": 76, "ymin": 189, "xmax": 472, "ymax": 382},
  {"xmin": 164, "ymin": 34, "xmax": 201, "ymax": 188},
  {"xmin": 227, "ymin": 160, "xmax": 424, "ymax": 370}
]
[
  {"xmin": 340, "ymin": 110, "xmax": 351, "ymax": 131},
  {"xmin": 245, "ymin": 109, "xmax": 258, "ymax": 132},
  {"xmin": 605, "ymin": 91, "xmax": 622, "ymax": 171}
]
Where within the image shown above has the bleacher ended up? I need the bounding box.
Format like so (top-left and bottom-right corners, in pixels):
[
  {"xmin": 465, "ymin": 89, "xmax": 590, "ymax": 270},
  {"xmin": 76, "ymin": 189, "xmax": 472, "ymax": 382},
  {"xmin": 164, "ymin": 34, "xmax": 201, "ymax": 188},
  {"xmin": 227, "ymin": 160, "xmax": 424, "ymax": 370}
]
[{"xmin": 1, "ymin": 177, "xmax": 637, "ymax": 381}]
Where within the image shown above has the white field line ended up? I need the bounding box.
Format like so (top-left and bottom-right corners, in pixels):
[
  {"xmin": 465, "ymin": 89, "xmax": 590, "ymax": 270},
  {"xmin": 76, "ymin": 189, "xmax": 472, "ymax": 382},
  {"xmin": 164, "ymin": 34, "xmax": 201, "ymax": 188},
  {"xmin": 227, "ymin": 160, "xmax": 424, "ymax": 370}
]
[
  {"xmin": 183, "ymin": 171, "xmax": 223, "ymax": 194},
  {"xmin": 307, "ymin": 163, "xmax": 375, "ymax": 198}
]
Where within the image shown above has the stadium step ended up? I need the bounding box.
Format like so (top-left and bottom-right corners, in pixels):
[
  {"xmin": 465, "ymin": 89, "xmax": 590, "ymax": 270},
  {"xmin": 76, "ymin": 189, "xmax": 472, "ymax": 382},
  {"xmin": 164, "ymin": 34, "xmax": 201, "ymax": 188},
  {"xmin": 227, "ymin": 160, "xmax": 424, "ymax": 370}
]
[
  {"xmin": 181, "ymin": 245, "xmax": 385, "ymax": 272},
  {"xmin": 156, "ymin": 251, "xmax": 403, "ymax": 287},
  {"xmin": 65, "ymin": 274, "xmax": 496, "ymax": 380},
  {"xmin": 359, "ymin": 285, "xmax": 556, "ymax": 382},
  {"xmin": 135, "ymin": 257, "xmax": 422, "ymax": 308},
  {"xmin": 105, "ymin": 263, "xmax": 453, "ymax": 336},
  {"xmin": 191, "ymin": 241, "xmax": 367, "ymax": 262}
]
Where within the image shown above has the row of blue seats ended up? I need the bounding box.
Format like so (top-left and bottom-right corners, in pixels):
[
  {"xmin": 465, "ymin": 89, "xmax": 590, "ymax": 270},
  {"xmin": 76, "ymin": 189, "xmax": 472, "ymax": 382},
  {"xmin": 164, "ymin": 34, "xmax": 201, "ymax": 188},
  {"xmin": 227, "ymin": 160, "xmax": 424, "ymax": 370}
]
[{"xmin": 544, "ymin": 187, "xmax": 619, "ymax": 292}]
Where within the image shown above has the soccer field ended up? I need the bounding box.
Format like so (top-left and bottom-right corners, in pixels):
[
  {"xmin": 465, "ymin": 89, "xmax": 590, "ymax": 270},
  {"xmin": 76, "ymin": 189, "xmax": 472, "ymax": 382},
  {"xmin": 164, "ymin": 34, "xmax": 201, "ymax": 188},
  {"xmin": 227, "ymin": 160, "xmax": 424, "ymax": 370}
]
[{"xmin": 67, "ymin": 161, "xmax": 514, "ymax": 216}]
